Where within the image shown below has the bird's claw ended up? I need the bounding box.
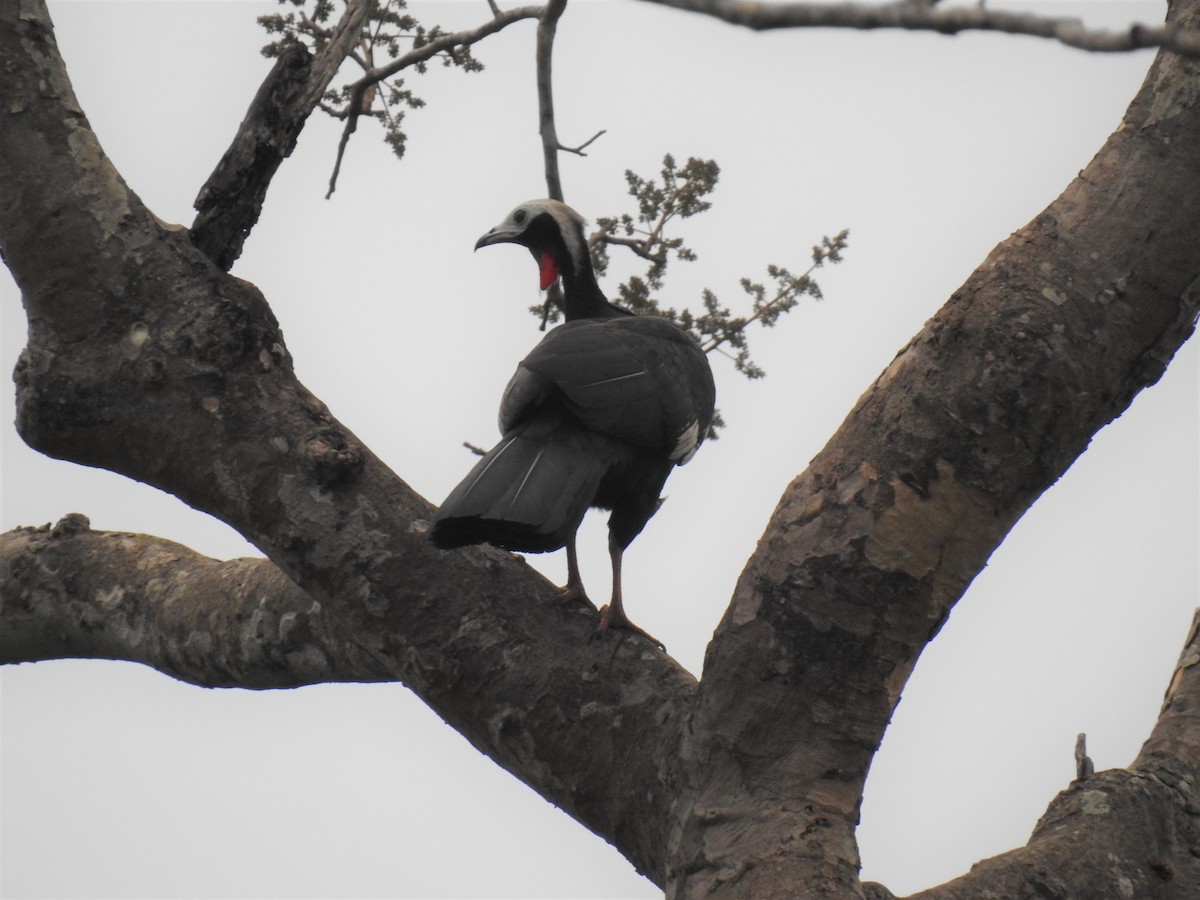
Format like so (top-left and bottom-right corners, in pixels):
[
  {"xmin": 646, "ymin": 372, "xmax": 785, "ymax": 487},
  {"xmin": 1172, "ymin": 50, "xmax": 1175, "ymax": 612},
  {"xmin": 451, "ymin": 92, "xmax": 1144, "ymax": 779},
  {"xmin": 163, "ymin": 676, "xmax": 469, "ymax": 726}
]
[
  {"xmin": 595, "ymin": 604, "xmax": 666, "ymax": 652},
  {"xmin": 557, "ymin": 583, "xmax": 592, "ymax": 608}
]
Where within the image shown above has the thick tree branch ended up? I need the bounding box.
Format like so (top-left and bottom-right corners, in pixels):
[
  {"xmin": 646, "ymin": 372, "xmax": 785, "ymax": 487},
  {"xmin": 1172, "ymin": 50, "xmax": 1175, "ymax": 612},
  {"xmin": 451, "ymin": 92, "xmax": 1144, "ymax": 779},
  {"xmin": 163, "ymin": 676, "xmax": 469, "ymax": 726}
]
[
  {"xmin": 191, "ymin": 0, "xmax": 371, "ymax": 268},
  {"xmin": 0, "ymin": 516, "xmax": 389, "ymax": 688},
  {"xmin": 6, "ymin": 0, "xmax": 1200, "ymax": 895},
  {"xmin": 906, "ymin": 769, "xmax": 1199, "ymax": 899},
  {"xmin": 1135, "ymin": 607, "xmax": 1200, "ymax": 794},
  {"xmin": 0, "ymin": 3, "xmax": 690, "ymax": 884},
  {"xmin": 640, "ymin": 0, "xmax": 1200, "ymax": 57},
  {"xmin": 663, "ymin": 4, "xmax": 1200, "ymax": 893},
  {"xmin": 908, "ymin": 610, "xmax": 1200, "ymax": 899}
]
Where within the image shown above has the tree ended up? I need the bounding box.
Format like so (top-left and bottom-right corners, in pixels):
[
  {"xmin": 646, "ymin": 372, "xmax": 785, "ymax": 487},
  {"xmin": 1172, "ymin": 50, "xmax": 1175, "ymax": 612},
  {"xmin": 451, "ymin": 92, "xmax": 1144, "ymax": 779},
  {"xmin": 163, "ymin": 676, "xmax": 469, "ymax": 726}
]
[{"xmin": 2, "ymin": 1, "xmax": 1198, "ymax": 897}]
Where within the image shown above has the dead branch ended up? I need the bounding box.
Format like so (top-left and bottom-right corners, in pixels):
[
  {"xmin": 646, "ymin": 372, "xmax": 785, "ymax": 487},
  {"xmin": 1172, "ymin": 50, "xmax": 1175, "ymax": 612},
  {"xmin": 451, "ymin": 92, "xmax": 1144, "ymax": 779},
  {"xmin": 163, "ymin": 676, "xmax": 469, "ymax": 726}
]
[
  {"xmin": 191, "ymin": 0, "xmax": 371, "ymax": 269},
  {"xmin": 560, "ymin": 128, "xmax": 607, "ymax": 156},
  {"xmin": 537, "ymin": 0, "xmax": 569, "ymax": 201},
  {"xmin": 638, "ymin": 0, "xmax": 1200, "ymax": 57}
]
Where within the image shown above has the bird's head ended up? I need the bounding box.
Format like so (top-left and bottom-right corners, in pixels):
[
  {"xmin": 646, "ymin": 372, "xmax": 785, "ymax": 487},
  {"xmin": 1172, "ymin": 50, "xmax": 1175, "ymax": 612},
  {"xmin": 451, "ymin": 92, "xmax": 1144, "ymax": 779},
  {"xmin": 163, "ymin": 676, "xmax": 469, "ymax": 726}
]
[{"xmin": 475, "ymin": 199, "xmax": 589, "ymax": 291}]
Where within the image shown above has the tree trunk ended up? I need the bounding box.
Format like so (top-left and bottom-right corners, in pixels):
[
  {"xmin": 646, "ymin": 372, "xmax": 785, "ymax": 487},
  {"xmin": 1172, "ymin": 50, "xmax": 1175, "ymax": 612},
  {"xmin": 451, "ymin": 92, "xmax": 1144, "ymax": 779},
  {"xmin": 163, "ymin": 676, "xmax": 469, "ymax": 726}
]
[
  {"xmin": 1, "ymin": 0, "xmax": 1198, "ymax": 897},
  {"xmin": 663, "ymin": 1, "xmax": 1200, "ymax": 885}
]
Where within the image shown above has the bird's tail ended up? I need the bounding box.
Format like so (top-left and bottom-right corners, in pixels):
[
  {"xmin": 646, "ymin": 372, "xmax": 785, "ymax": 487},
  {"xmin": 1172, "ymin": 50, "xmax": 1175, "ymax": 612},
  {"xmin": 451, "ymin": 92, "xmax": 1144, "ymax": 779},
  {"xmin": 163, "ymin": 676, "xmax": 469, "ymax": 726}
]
[{"xmin": 430, "ymin": 418, "xmax": 608, "ymax": 553}]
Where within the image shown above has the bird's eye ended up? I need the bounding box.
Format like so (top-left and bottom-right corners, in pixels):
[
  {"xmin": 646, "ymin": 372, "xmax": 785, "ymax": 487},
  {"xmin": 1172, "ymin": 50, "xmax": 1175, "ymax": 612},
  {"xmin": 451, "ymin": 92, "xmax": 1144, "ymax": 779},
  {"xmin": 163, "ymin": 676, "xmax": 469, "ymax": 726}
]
[{"xmin": 513, "ymin": 209, "xmax": 527, "ymax": 224}]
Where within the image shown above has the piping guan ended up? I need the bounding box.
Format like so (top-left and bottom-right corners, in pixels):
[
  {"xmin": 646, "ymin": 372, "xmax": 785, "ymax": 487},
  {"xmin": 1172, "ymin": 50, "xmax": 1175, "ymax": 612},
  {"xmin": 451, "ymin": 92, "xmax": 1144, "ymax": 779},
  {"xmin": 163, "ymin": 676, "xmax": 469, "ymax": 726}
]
[{"xmin": 430, "ymin": 199, "xmax": 716, "ymax": 647}]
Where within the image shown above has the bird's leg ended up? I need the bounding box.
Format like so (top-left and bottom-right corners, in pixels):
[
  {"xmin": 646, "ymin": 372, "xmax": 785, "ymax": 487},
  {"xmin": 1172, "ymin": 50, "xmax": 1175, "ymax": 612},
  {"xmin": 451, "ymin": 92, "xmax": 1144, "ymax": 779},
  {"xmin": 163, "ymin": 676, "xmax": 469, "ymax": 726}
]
[
  {"xmin": 558, "ymin": 535, "xmax": 590, "ymax": 605},
  {"xmin": 597, "ymin": 535, "xmax": 665, "ymax": 651}
]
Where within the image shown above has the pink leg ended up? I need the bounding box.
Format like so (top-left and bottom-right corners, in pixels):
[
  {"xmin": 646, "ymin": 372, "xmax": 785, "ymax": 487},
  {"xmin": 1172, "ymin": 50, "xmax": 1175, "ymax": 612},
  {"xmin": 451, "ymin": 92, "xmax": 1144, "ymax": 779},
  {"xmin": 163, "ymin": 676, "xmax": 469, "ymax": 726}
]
[
  {"xmin": 558, "ymin": 535, "xmax": 589, "ymax": 604},
  {"xmin": 597, "ymin": 535, "xmax": 664, "ymax": 651}
]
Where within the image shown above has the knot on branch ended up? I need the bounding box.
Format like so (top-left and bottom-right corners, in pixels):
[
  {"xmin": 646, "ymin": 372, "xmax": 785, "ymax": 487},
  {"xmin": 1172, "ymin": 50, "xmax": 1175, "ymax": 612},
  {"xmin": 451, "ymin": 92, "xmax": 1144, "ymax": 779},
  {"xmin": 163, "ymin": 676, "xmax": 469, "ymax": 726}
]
[
  {"xmin": 171, "ymin": 280, "xmax": 290, "ymax": 376},
  {"xmin": 13, "ymin": 346, "xmax": 114, "ymax": 455},
  {"xmin": 304, "ymin": 428, "xmax": 365, "ymax": 485},
  {"xmin": 51, "ymin": 513, "xmax": 91, "ymax": 537}
]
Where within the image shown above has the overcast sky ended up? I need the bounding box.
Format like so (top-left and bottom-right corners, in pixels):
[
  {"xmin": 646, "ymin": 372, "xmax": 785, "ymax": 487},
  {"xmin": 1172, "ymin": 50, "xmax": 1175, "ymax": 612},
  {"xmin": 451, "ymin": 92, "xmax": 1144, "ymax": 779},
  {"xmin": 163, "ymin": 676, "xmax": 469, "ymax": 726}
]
[{"xmin": 2, "ymin": 1, "xmax": 1197, "ymax": 897}]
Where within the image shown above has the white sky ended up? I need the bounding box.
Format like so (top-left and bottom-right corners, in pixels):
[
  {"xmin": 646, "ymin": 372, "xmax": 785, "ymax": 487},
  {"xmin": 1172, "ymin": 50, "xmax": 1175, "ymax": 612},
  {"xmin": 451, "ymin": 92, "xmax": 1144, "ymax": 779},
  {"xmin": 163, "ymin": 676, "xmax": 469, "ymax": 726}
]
[{"xmin": 2, "ymin": 1, "xmax": 1196, "ymax": 897}]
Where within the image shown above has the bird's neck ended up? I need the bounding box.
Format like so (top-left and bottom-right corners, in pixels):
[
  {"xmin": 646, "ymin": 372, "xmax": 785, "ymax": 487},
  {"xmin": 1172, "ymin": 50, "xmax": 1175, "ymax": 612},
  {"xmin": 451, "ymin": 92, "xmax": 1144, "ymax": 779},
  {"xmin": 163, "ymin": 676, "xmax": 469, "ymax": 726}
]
[
  {"xmin": 558, "ymin": 250, "xmax": 630, "ymax": 321},
  {"xmin": 560, "ymin": 271, "xmax": 623, "ymax": 321},
  {"xmin": 534, "ymin": 219, "xmax": 630, "ymax": 321}
]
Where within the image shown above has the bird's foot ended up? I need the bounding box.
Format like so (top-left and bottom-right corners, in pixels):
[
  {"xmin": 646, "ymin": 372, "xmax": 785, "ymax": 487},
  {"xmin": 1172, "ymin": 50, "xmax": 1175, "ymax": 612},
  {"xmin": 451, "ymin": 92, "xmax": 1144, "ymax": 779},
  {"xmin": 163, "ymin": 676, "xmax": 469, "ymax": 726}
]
[
  {"xmin": 557, "ymin": 583, "xmax": 592, "ymax": 608},
  {"xmin": 595, "ymin": 604, "xmax": 665, "ymax": 652}
]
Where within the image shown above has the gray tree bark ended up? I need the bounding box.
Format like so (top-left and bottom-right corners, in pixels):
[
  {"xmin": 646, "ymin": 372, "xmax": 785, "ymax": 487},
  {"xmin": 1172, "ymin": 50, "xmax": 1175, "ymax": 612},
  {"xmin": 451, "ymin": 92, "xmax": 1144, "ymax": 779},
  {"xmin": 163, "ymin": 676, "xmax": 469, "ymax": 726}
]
[{"xmin": 2, "ymin": 0, "xmax": 1198, "ymax": 897}]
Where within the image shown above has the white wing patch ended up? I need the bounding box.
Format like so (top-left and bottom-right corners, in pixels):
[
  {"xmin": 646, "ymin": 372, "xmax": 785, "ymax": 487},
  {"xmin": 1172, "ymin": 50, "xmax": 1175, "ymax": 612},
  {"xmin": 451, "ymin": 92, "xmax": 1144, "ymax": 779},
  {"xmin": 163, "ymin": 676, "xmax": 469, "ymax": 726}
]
[
  {"xmin": 671, "ymin": 419, "xmax": 701, "ymax": 464},
  {"xmin": 580, "ymin": 370, "xmax": 646, "ymax": 388},
  {"xmin": 460, "ymin": 435, "xmax": 517, "ymax": 500},
  {"xmin": 507, "ymin": 447, "xmax": 546, "ymax": 511}
]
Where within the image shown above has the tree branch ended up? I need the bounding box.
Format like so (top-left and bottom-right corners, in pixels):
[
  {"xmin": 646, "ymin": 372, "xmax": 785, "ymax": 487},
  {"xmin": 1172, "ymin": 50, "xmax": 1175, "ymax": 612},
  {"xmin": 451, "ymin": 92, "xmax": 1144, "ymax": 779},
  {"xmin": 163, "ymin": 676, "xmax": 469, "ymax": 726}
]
[
  {"xmin": 561, "ymin": 128, "xmax": 606, "ymax": 156},
  {"xmin": 325, "ymin": 3, "xmax": 544, "ymax": 198},
  {"xmin": 191, "ymin": 0, "xmax": 372, "ymax": 268},
  {"xmin": 592, "ymin": 228, "xmax": 660, "ymax": 262},
  {"xmin": 1134, "ymin": 607, "xmax": 1200, "ymax": 790},
  {"xmin": 0, "ymin": 3, "xmax": 690, "ymax": 884},
  {"xmin": 0, "ymin": 516, "xmax": 390, "ymax": 688},
  {"xmin": 908, "ymin": 610, "xmax": 1200, "ymax": 899},
  {"xmin": 537, "ymin": 0, "xmax": 569, "ymax": 201},
  {"xmin": 663, "ymin": 11, "xmax": 1200, "ymax": 892},
  {"xmin": 7, "ymin": 0, "xmax": 1200, "ymax": 894},
  {"xmin": 639, "ymin": 0, "xmax": 1200, "ymax": 57}
]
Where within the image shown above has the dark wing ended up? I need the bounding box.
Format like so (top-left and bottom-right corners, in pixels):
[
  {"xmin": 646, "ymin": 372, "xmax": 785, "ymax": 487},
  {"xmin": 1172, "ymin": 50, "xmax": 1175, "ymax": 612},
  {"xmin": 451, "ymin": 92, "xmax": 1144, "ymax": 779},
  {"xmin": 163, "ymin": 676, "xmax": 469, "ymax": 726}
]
[{"xmin": 498, "ymin": 316, "xmax": 716, "ymax": 463}]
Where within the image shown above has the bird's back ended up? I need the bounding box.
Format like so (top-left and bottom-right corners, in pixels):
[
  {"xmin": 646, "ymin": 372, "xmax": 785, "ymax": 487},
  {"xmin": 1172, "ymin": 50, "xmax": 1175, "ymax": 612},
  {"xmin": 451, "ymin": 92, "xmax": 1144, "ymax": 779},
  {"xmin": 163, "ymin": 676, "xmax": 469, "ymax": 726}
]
[
  {"xmin": 503, "ymin": 315, "xmax": 715, "ymax": 461},
  {"xmin": 431, "ymin": 314, "xmax": 713, "ymax": 554}
]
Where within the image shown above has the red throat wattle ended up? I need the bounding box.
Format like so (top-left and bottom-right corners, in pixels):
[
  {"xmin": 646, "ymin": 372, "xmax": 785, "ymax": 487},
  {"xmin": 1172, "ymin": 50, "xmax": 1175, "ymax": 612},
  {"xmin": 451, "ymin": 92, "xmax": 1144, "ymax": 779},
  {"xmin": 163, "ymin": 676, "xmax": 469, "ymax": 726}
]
[{"xmin": 538, "ymin": 251, "xmax": 559, "ymax": 291}]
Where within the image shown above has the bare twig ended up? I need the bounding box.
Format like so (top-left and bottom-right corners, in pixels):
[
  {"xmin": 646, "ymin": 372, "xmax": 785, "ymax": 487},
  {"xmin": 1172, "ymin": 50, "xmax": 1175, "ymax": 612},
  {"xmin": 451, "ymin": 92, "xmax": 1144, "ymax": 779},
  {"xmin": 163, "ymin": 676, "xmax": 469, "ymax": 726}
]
[
  {"xmin": 534, "ymin": 4, "xmax": 606, "ymax": 199},
  {"xmin": 592, "ymin": 230, "xmax": 659, "ymax": 262},
  {"xmin": 537, "ymin": 0, "xmax": 569, "ymax": 201},
  {"xmin": 326, "ymin": 88, "xmax": 370, "ymax": 198},
  {"xmin": 638, "ymin": 0, "xmax": 1200, "ymax": 56},
  {"xmin": 531, "ymin": 0, "xmax": 578, "ymax": 325},
  {"xmin": 561, "ymin": 128, "xmax": 606, "ymax": 156},
  {"xmin": 1075, "ymin": 733, "xmax": 1095, "ymax": 780}
]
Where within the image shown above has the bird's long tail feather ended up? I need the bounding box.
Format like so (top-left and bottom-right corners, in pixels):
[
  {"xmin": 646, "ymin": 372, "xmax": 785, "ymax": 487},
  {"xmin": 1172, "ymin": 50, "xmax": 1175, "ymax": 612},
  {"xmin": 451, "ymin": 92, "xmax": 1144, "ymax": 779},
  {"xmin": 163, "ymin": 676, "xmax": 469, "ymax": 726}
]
[{"xmin": 430, "ymin": 418, "xmax": 608, "ymax": 553}]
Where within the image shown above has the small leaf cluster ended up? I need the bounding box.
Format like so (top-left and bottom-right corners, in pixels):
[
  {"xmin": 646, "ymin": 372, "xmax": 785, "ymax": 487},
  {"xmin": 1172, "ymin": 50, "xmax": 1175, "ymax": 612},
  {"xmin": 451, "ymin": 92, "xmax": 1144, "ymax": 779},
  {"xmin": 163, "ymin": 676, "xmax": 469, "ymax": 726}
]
[
  {"xmin": 259, "ymin": 0, "xmax": 482, "ymax": 161},
  {"xmin": 566, "ymin": 154, "xmax": 848, "ymax": 384},
  {"xmin": 589, "ymin": 154, "xmax": 719, "ymax": 294},
  {"xmin": 530, "ymin": 154, "xmax": 848, "ymax": 434},
  {"xmin": 698, "ymin": 233, "xmax": 848, "ymax": 379},
  {"xmin": 259, "ymin": 0, "xmax": 342, "ymax": 56},
  {"xmin": 534, "ymin": 155, "xmax": 718, "ymax": 326}
]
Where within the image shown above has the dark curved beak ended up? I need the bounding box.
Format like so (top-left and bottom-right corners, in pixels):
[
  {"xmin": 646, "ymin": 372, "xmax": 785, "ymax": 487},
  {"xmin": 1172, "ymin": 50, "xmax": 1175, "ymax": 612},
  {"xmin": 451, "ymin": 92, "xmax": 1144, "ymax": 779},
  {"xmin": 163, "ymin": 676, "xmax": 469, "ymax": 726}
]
[{"xmin": 474, "ymin": 223, "xmax": 523, "ymax": 251}]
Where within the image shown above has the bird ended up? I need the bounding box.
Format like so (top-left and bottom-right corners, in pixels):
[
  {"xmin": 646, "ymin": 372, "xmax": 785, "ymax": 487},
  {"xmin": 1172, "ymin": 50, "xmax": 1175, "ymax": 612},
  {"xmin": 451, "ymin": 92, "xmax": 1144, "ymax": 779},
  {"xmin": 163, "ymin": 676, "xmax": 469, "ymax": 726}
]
[{"xmin": 430, "ymin": 199, "xmax": 715, "ymax": 648}]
